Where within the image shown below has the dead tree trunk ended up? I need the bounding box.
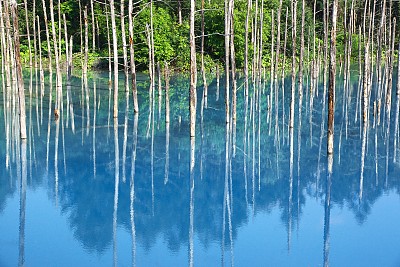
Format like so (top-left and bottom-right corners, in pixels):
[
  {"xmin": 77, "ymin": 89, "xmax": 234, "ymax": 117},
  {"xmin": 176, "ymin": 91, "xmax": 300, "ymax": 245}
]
[
  {"xmin": 178, "ymin": 0, "xmax": 182, "ymax": 25},
  {"xmin": 289, "ymin": 0, "xmax": 297, "ymax": 129},
  {"xmin": 258, "ymin": 0, "xmax": 264, "ymax": 88},
  {"xmin": 90, "ymin": 0, "xmax": 96, "ymax": 51},
  {"xmin": 165, "ymin": 62, "xmax": 170, "ymax": 124},
  {"xmin": 270, "ymin": 9, "xmax": 274, "ymax": 108},
  {"xmin": 37, "ymin": 16, "xmax": 44, "ymax": 89},
  {"xmin": 150, "ymin": 0, "xmax": 155, "ymax": 99},
  {"xmin": 225, "ymin": 0, "xmax": 231, "ymax": 123},
  {"xmin": 128, "ymin": 0, "xmax": 139, "ymax": 113},
  {"xmin": 299, "ymin": 0, "xmax": 305, "ymax": 98},
  {"xmin": 23, "ymin": 0, "xmax": 32, "ymax": 68},
  {"xmin": 11, "ymin": 0, "xmax": 27, "ymax": 139},
  {"xmin": 105, "ymin": 4, "xmax": 111, "ymax": 85},
  {"xmin": 41, "ymin": 0, "xmax": 52, "ymax": 72},
  {"xmin": 190, "ymin": 0, "xmax": 197, "ymax": 137},
  {"xmin": 275, "ymin": 0, "xmax": 283, "ymax": 78},
  {"xmin": 49, "ymin": 0, "xmax": 62, "ymax": 111},
  {"xmin": 322, "ymin": 0, "xmax": 329, "ymax": 101},
  {"xmin": 109, "ymin": 0, "xmax": 119, "ymax": 118},
  {"xmin": 252, "ymin": 0, "xmax": 258, "ymax": 84},
  {"xmin": 244, "ymin": 0, "xmax": 252, "ymax": 97},
  {"xmin": 121, "ymin": 0, "xmax": 129, "ymax": 87},
  {"xmin": 146, "ymin": 24, "xmax": 153, "ymax": 106},
  {"xmin": 83, "ymin": 7, "xmax": 88, "ymax": 85},
  {"xmin": 79, "ymin": 0, "xmax": 83, "ymax": 67},
  {"xmin": 33, "ymin": 0, "xmax": 37, "ymax": 69},
  {"xmin": 230, "ymin": 0, "xmax": 237, "ymax": 122},
  {"xmin": 63, "ymin": 14, "xmax": 70, "ymax": 81},
  {"xmin": 201, "ymin": 0, "xmax": 208, "ymax": 100},
  {"xmin": 327, "ymin": 0, "xmax": 338, "ymax": 155},
  {"xmin": 386, "ymin": 18, "xmax": 396, "ymax": 109},
  {"xmin": 57, "ymin": 0, "xmax": 61, "ymax": 59}
]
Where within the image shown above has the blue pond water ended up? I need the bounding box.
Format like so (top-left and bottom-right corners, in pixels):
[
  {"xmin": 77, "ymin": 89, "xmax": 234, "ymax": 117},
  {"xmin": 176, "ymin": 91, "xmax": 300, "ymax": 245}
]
[{"xmin": 0, "ymin": 69, "xmax": 400, "ymax": 266}]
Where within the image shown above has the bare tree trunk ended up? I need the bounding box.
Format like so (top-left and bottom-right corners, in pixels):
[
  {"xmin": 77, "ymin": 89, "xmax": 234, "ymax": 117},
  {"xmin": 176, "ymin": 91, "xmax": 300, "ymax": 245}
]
[
  {"xmin": 150, "ymin": 0, "xmax": 155, "ymax": 98},
  {"xmin": 157, "ymin": 61, "xmax": 162, "ymax": 100},
  {"xmin": 63, "ymin": 14, "xmax": 70, "ymax": 81},
  {"xmin": 178, "ymin": 0, "xmax": 182, "ymax": 25},
  {"xmin": 311, "ymin": 0, "xmax": 316, "ymax": 98},
  {"xmin": 91, "ymin": 0, "xmax": 96, "ymax": 51},
  {"xmin": 327, "ymin": 0, "xmax": 338, "ymax": 155},
  {"xmin": 225, "ymin": 0, "xmax": 231, "ymax": 123},
  {"xmin": 23, "ymin": 0, "xmax": 32, "ymax": 68},
  {"xmin": 41, "ymin": 0, "xmax": 52, "ymax": 72},
  {"xmin": 299, "ymin": 0, "xmax": 305, "ymax": 98},
  {"xmin": 84, "ymin": 7, "xmax": 90, "ymax": 130},
  {"xmin": 128, "ymin": 0, "xmax": 139, "ymax": 113},
  {"xmin": 33, "ymin": 0, "xmax": 37, "ymax": 69},
  {"xmin": 258, "ymin": 0, "xmax": 264, "ymax": 88},
  {"xmin": 386, "ymin": 18, "xmax": 396, "ymax": 109},
  {"xmin": 323, "ymin": 0, "xmax": 329, "ymax": 104},
  {"xmin": 275, "ymin": 0, "xmax": 282, "ymax": 82},
  {"xmin": 244, "ymin": 0, "xmax": 252, "ymax": 97},
  {"xmin": 11, "ymin": 0, "xmax": 27, "ymax": 139},
  {"xmin": 95, "ymin": 18, "xmax": 99, "ymax": 49},
  {"xmin": 0, "ymin": 0, "xmax": 11, "ymax": 102},
  {"xmin": 230, "ymin": 0, "xmax": 237, "ymax": 122},
  {"xmin": 49, "ymin": 0, "xmax": 62, "ymax": 111},
  {"xmin": 79, "ymin": 0, "xmax": 83, "ymax": 67},
  {"xmin": 252, "ymin": 0, "xmax": 258, "ymax": 84},
  {"xmin": 165, "ymin": 62, "xmax": 170, "ymax": 124},
  {"xmin": 105, "ymin": 4, "xmax": 111, "ymax": 84},
  {"xmin": 376, "ymin": 0, "xmax": 386, "ymax": 102},
  {"xmin": 109, "ymin": 0, "xmax": 119, "ymax": 118},
  {"xmin": 274, "ymin": 0, "xmax": 283, "ymax": 143},
  {"xmin": 216, "ymin": 63, "xmax": 220, "ymax": 101},
  {"xmin": 281, "ymin": 6, "xmax": 288, "ymax": 141},
  {"xmin": 270, "ymin": 9, "xmax": 274, "ymax": 114},
  {"xmin": 190, "ymin": 0, "xmax": 197, "ymax": 137},
  {"xmin": 290, "ymin": 0, "xmax": 297, "ymax": 129},
  {"xmin": 121, "ymin": 0, "xmax": 129, "ymax": 87},
  {"xmin": 83, "ymin": 7, "xmax": 88, "ymax": 85},
  {"xmin": 58, "ymin": 0, "xmax": 61, "ymax": 59},
  {"xmin": 394, "ymin": 41, "xmax": 400, "ymax": 161},
  {"xmin": 157, "ymin": 61, "xmax": 162, "ymax": 127},
  {"xmin": 201, "ymin": 0, "xmax": 208, "ymax": 100},
  {"xmin": 363, "ymin": 2, "xmax": 372, "ymax": 125},
  {"xmin": 146, "ymin": 24, "xmax": 153, "ymax": 105},
  {"xmin": 37, "ymin": 16, "xmax": 44, "ymax": 94}
]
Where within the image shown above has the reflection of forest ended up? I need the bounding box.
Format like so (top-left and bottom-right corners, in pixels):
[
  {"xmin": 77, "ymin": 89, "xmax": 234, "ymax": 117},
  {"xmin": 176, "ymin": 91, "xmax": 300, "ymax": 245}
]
[{"xmin": 1, "ymin": 73, "xmax": 400, "ymax": 255}]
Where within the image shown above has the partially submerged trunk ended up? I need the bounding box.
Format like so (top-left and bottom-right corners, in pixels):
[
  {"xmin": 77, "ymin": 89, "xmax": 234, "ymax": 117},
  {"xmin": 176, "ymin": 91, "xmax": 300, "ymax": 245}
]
[
  {"xmin": 327, "ymin": 0, "xmax": 338, "ymax": 155},
  {"xmin": 128, "ymin": 0, "xmax": 139, "ymax": 113},
  {"xmin": 49, "ymin": 0, "xmax": 62, "ymax": 111},
  {"xmin": 121, "ymin": 0, "xmax": 129, "ymax": 85},
  {"xmin": 109, "ymin": 0, "xmax": 119, "ymax": 118},
  {"xmin": 289, "ymin": 0, "xmax": 297, "ymax": 129},
  {"xmin": 189, "ymin": 0, "xmax": 197, "ymax": 137},
  {"xmin": 11, "ymin": 0, "xmax": 27, "ymax": 139},
  {"xmin": 244, "ymin": 0, "xmax": 252, "ymax": 97}
]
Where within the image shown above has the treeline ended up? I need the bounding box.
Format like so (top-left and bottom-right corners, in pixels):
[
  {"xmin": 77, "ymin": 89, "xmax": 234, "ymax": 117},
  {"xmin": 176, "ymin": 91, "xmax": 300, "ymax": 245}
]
[{"xmin": 14, "ymin": 0, "xmax": 400, "ymax": 72}]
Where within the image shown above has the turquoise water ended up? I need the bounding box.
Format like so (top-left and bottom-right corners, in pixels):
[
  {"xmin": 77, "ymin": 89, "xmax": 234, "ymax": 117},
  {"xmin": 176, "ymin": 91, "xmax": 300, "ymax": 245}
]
[{"xmin": 1, "ymin": 69, "xmax": 400, "ymax": 266}]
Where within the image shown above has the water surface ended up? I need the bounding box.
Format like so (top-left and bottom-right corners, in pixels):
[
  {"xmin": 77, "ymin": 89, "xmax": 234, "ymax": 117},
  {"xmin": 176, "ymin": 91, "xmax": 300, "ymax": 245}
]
[{"xmin": 1, "ymin": 69, "xmax": 400, "ymax": 266}]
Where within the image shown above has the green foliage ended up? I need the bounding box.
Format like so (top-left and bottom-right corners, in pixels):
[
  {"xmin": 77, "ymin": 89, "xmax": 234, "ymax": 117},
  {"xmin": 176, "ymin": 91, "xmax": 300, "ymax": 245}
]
[
  {"xmin": 134, "ymin": 6, "xmax": 185, "ymax": 70},
  {"xmin": 173, "ymin": 23, "xmax": 191, "ymax": 71},
  {"xmin": 15, "ymin": 0, "xmax": 385, "ymax": 73},
  {"xmin": 72, "ymin": 52, "xmax": 101, "ymax": 69}
]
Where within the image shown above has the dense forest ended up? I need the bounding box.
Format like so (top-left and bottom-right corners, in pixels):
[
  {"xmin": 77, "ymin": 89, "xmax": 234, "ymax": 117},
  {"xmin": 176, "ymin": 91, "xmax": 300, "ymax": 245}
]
[{"xmin": 10, "ymin": 0, "xmax": 400, "ymax": 72}]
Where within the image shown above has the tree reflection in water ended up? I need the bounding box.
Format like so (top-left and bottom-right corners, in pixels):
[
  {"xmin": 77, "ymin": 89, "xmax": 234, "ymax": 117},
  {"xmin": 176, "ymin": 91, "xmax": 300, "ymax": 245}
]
[{"xmin": 0, "ymin": 71, "xmax": 400, "ymax": 266}]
